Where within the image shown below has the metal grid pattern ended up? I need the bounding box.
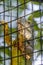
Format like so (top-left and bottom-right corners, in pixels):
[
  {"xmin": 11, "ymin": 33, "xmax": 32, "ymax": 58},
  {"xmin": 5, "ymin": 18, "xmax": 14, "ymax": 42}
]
[{"xmin": 0, "ymin": 0, "xmax": 43, "ymax": 65}]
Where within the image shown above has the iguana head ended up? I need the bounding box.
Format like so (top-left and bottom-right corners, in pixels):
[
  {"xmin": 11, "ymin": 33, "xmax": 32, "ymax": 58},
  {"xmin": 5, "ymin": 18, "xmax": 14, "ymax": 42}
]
[{"xmin": 17, "ymin": 18, "xmax": 32, "ymax": 40}]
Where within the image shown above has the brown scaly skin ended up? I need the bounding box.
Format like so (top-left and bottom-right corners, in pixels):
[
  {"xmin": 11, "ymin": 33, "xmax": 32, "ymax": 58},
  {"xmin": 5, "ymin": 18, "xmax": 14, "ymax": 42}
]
[
  {"xmin": 17, "ymin": 19, "xmax": 33, "ymax": 60},
  {"xmin": 0, "ymin": 20, "xmax": 32, "ymax": 60}
]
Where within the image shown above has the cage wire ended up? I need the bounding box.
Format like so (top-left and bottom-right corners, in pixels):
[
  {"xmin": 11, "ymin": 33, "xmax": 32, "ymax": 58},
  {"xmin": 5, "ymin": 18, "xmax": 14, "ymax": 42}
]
[{"xmin": 0, "ymin": 0, "xmax": 43, "ymax": 65}]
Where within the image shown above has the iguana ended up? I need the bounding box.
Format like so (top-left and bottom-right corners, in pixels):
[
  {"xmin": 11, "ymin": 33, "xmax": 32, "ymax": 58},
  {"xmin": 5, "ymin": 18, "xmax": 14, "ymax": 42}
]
[{"xmin": 0, "ymin": 19, "xmax": 33, "ymax": 65}]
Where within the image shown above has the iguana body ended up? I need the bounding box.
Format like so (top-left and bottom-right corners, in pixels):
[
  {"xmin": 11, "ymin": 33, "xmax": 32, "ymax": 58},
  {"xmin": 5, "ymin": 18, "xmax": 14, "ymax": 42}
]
[
  {"xmin": 0, "ymin": 19, "xmax": 32, "ymax": 65},
  {"xmin": 17, "ymin": 19, "xmax": 32, "ymax": 59}
]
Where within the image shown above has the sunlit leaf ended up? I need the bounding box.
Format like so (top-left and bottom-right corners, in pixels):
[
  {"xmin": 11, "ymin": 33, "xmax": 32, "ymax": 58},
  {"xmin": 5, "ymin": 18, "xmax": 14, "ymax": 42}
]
[
  {"xmin": 18, "ymin": 0, "xmax": 43, "ymax": 4},
  {"xmin": 18, "ymin": 0, "xmax": 29, "ymax": 4},
  {"xmin": 32, "ymin": 20, "xmax": 39, "ymax": 30},
  {"xmin": 28, "ymin": 10, "xmax": 43, "ymax": 30},
  {"xmin": 31, "ymin": 1, "xmax": 40, "ymax": 5},
  {"xmin": 28, "ymin": 19, "xmax": 39, "ymax": 30}
]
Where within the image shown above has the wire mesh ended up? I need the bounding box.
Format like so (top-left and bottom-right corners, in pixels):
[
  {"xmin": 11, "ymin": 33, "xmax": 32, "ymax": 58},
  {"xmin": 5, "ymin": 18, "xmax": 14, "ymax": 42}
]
[{"xmin": 0, "ymin": 0, "xmax": 43, "ymax": 65}]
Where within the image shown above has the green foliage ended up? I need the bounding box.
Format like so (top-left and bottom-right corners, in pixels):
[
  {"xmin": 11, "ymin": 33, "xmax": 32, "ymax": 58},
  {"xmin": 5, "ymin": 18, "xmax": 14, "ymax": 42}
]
[
  {"xmin": 35, "ymin": 39, "xmax": 40, "ymax": 50},
  {"xmin": 28, "ymin": 19, "xmax": 39, "ymax": 30},
  {"xmin": 18, "ymin": 4, "xmax": 27, "ymax": 11},
  {"xmin": 0, "ymin": 26, "xmax": 2, "ymax": 34},
  {"xmin": 0, "ymin": 46, "xmax": 11, "ymax": 65},
  {"xmin": 34, "ymin": 30, "xmax": 43, "ymax": 60},
  {"xmin": 0, "ymin": 46, "xmax": 11, "ymax": 64},
  {"xmin": 0, "ymin": 56, "xmax": 3, "ymax": 64},
  {"xmin": 0, "ymin": 0, "xmax": 3, "ymax": 2},
  {"xmin": 9, "ymin": 28, "xmax": 17, "ymax": 33},
  {"xmin": 29, "ymin": 10, "xmax": 43, "ymax": 19},
  {"xmin": 33, "ymin": 20, "xmax": 39, "ymax": 30},
  {"xmin": 0, "ymin": 46, "xmax": 11, "ymax": 56},
  {"xmin": 0, "ymin": 27, "xmax": 17, "ymax": 34},
  {"xmin": 18, "ymin": 0, "xmax": 43, "ymax": 4},
  {"xmin": 31, "ymin": 1, "xmax": 40, "ymax": 5},
  {"xmin": 28, "ymin": 10, "xmax": 43, "ymax": 30},
  {"xmin": 0, "ymin": 0, "xmax": 43, "ymax": 65},
  {"xmin": 18, "ymin": 0, "xmax": 29, "ymax": 4},
  {"xmin": 28, "ymin": 8, "xmax": 43, "ymax": 60},
  {"xmin": 35, "ymin": 31, "xmax": 43, "ymax": 49}
]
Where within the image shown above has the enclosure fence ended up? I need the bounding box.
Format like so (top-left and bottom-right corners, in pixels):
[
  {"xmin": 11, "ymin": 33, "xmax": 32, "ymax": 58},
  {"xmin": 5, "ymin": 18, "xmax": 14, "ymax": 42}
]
[{"xmin": 0, "ymin": 0, "xmax": 43, "ymax": 65}]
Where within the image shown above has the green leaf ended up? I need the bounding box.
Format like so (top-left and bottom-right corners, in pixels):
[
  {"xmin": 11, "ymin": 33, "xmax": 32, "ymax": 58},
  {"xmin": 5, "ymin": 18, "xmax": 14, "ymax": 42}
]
[
  {"xmin": 37, "ymin": 31, "xmax": 43, "ymax": 43},
  {"xmin": 9, "ymin": 28, "xmax": 17, "ymax": 33},
  {"xmin": 34, "ymin": 31, "xmax": 43, "ymax": 50},
  {"xmin": 28, "ymin": 10, "xmax": 43, "ymax": 30},
  {"xmin": 0, "ymin": 26, "xmax": 2, "ymax": 34},
  {"xmin": 0, "ymin": 56, "xmax": 3, "ymax": 64},
  {"xmin": 0, "ymin": 27, "xmax": 17, "ymax": 34},
  {"xmin": 32, "ymin": 20, "xmax": 39, "ymax": 30},
  {"xmin": 0, "ymin": 0, "xmax": 3, "ymax": 2},
  {"xmin": 29, "ymin": 10, "xmax": 43, "ymax": 19},
  {"xmin": 28, "ymin": 19, "xmax": 39, "ymax": 30},
  {"xmin": 37, "ymin": 31, "xmax": 40, "ymax": 37},
  {"xmin": 31, "ymin": 1, "xmax": 40, "ymax": 5},
  {"xmin": 0, "ymin": 46, "xmax": 11, "ymax": 56},
  {"xmin": 18, "ymin": 0, "xmax": 29, "ymax": 4},
  {"xmin": 35, "ymin": 41, "xmax": 40, "ymax": 50},
  {"xmin": 18, "ymin": 0, "xmax": 42, "ymax": 4},
  {"xmin": 18, "ymin": 0, "xmax": 24, "ymax": 4},
  {"xmin": 18, "ymin": 4, "xmax": 27, "ymax": 11}
]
